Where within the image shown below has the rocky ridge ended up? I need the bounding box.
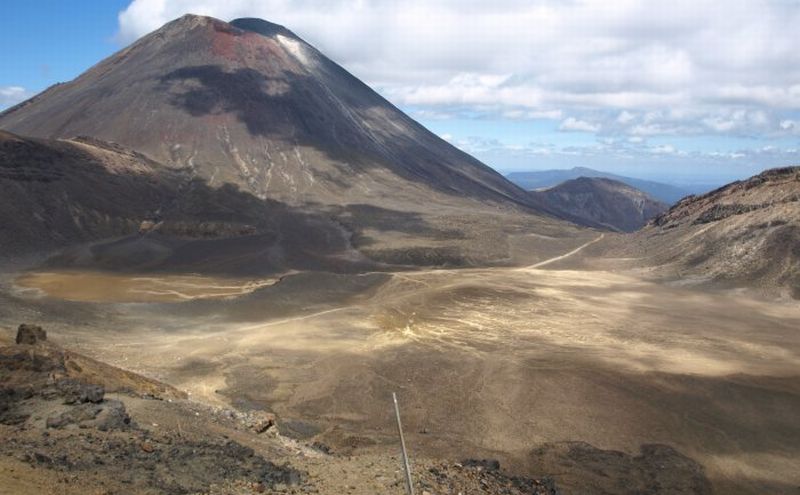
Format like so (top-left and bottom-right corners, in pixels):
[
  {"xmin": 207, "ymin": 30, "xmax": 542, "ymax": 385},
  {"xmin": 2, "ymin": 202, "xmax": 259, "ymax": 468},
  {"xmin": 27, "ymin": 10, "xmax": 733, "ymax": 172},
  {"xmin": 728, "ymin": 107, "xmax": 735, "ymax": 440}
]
[{"xmin": 631, "ymin": 166, "xmax": 800, "ymax": 297}]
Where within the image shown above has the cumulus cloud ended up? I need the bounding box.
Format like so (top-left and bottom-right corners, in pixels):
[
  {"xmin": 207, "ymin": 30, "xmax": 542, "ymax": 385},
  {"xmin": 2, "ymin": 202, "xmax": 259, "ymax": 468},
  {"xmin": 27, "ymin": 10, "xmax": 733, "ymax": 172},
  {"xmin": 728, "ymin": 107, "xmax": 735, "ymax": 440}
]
[
  {"xmin": 0, "ymin": 86, "xmax": 30, "ymax": 108},
  {"xmin": 780, "ymin": 119, "xmax": 800, "ymax": 135},
  {"xmin": 559, "ymin": 117, "xmax": 600, "ymax": 133},
  {"xmin": 649, "ymin": 144, "xmax": 684, "ymax": 156},
  {"xmin": 115, "ymin": 0, "xmax": 800, "ymax": 145}
]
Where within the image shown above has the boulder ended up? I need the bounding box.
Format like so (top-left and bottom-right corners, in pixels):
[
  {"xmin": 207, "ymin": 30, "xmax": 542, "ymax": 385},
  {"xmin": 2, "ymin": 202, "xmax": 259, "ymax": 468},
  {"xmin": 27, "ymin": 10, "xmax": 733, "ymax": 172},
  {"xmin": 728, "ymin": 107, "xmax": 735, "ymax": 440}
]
[
  {"xmin": 246, "ymin": 411, "xmax": 277, "ymax": 434},
  {"xmin": 56, "ymin": 378, "xmax": 105, "ymax": 404},
  {"xmin": 15, "ymin": 324, "xmax": 46, "ymax": 345},
  {"xmin": 95, "ymin": 399, "xmax": 132, "ymax": 431},
  {"xmin": 461, "ymin": 458, "xmax": 501, "ymax": 471},
  {"xmin": 46, "ymin": 403, "xmax": 102, "ymax": 428},
  {"xmin": 46, "ymin": 400, "xmax": 132, "ymax": 430}
]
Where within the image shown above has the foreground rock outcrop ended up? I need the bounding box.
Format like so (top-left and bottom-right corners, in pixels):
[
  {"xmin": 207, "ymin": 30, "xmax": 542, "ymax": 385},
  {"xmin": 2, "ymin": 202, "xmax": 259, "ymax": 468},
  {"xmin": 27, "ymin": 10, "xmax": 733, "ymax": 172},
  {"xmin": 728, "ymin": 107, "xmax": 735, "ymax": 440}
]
[
  {"xmin": 1, "ymin": 324, "xmax": 724, "ymax": 494},
  {"xmin": 526, "ymin": 442, "xmax": 712, "ymax": 495},
  {"xmin": 15, "ymin": 324, "xmax": 46, "ymax": 345},
  {"xmin": 0, "ymin": 328, "xmax": 566, "ymax": 494}
]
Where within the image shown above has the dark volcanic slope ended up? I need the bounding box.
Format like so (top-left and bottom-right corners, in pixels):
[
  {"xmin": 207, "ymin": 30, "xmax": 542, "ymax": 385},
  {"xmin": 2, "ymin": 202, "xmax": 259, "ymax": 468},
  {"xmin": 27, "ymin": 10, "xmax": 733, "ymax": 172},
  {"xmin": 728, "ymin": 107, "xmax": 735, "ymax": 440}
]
[
  {"xmin": 634, "ymin": 167, "xmax": 800, "ymax": 297},
  {"xmin": 0, "ymin": 15, "xmax": 529, "ymax": 209},
  {"xmin": 530, "ymin": 177, "xmax": 668, "ymax": 232},
  {"xmin": 0, "ymin": 130, "xmax": 585, "ymax": 271},
  {"xmin": 0, "ymin": 130, "xmax": 177, "ymax": 253},
  {"xmin": 0, "ymin": 130, "xmax": 364, "ymax": 274}
]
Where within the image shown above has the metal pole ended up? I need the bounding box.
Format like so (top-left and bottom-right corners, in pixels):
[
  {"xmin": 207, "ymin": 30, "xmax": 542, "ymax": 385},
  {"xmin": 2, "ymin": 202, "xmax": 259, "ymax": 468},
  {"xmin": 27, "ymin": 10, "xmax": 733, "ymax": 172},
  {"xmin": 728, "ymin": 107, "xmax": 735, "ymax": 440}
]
[{"xmin": 393, "ymin": 392, "xmax": 415, "ymax": 495}]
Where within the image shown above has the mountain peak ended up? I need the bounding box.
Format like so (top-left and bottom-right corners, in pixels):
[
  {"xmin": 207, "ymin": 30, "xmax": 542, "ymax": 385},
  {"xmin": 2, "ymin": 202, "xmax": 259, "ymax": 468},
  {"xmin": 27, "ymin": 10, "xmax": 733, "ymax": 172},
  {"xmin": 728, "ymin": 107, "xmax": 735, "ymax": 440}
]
[
  {"xmin": 152, "ymin": 15, "xmax": 298, "ymax": 45},
  {"xmin": 160, "ymin": 13, "xmax": 216, "ymax": 31},
  {"xmin": 230, "ymin": 17, "xmax": 297, "ymax": 39}
]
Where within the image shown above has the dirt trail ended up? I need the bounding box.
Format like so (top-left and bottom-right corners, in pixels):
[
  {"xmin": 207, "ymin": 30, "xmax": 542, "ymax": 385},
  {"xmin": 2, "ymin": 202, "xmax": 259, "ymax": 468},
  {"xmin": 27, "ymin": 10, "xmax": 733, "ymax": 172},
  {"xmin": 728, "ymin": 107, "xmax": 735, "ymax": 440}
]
[{"xmin": 521, "ymin": 233, "xmax": 605, "ymax": 269}]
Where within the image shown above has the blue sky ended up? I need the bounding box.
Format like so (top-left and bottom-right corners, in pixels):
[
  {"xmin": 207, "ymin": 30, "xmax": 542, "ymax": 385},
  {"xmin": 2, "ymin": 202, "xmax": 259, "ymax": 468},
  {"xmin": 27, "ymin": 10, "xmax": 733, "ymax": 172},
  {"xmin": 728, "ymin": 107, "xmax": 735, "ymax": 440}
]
[
  {"xmin": 3, "ymin": 1, "xmax": 800, "ymax": 185},
  {"xmin": 1, "ymin": 1, "xmax": 129, "ymax": 95}
]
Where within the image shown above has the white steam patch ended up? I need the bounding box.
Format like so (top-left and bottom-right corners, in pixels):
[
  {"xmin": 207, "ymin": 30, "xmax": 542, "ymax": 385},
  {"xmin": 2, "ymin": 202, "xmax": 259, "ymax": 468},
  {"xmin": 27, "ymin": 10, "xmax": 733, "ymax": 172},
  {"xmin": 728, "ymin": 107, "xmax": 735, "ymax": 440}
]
[{"xmin": 276, "ymin": 35, "xmax": 310, "ymax": 67}]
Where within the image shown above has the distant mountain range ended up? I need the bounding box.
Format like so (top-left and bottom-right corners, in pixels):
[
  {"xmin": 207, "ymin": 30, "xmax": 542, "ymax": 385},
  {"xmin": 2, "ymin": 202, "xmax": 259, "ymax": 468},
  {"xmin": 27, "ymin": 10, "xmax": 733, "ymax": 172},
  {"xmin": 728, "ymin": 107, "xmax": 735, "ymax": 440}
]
[{"xmin": 507, "ymin": 167, "xmax": 696, "ymax": 204}]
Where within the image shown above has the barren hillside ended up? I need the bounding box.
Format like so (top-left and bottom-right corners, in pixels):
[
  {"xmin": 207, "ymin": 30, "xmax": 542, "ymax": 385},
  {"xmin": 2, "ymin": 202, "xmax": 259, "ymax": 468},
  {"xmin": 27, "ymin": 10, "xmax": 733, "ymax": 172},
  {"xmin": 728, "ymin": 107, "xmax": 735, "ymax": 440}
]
[{"xmin": 632, "ymin": 167, "xmax": 800, "ymax": 297}]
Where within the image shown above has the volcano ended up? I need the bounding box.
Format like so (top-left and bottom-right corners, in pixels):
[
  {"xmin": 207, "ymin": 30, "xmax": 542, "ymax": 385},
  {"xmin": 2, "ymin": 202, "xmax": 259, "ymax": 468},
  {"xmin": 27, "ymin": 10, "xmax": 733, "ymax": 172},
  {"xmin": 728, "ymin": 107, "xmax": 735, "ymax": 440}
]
[
  {"xmin": 0, "ymin": 15, "xmax": 581, "ymax": 269},
  {"xmin": 0, "ymin": 15, "xmax": 530, "ymax": 208}
]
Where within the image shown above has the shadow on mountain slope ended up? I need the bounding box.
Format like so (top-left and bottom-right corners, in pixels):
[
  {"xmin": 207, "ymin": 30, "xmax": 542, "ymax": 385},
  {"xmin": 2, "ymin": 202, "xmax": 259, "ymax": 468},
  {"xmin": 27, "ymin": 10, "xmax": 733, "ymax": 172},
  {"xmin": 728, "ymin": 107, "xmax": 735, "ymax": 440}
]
[{"xmin": 2, "ymin": 131, "xmax": 577, "ymax": 274}]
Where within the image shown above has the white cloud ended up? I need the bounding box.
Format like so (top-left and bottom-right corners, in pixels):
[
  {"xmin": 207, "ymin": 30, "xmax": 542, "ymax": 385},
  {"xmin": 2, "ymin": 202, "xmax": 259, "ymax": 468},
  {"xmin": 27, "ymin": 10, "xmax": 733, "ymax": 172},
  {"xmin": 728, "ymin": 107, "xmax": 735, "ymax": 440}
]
[
  {"xmin": 115, "ymin": 0, "xmax": 800, "ymax": 141},
  {"xmin": 0, "ymin": 86, "xmax": 30, "ymax": 108},
  {"xmin": 780, "ymin": 119, "xmax": 800, "ymax": 134},
  {"xmin": 649, "ymin": 144, "xmax": 680, "ymax": 155},
  {"xmin": 501, "ymin": 109, "xmax": 563, "ymax": 120},
  {"xmin": 701, "ymin": 109, "xmax": 770, "ymax": 134},
  {"xmin": 707, "ymin": 151, "xmax": 746, "ymax": 159},
  {"xmin": 559, "ymin": 117, "xmax": 600, "ymax": 133},
  {"xmin": 617, "ymin": 111, "xmax": 636, "ymax": 124},
  {"xmin": 465, "ymin": 135, "xmax": 800, "ymax": 178},
  {"xmin": 409, "ymin": 109, "xmax": 458, "ymax": 120}
]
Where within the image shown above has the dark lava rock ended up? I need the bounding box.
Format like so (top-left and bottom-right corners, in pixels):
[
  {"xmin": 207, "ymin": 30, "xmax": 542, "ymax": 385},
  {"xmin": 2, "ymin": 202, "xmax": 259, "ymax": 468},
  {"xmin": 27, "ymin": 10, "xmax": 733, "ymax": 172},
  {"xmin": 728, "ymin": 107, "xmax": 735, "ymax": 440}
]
[
  {"xmin": 462, "ymin": 458, "xmax": 501, "ymax": 471},
  {"xmin": 0, "ymin": 348, "xmax": 65, "ymax": 374},
  {"xmin": 94, "ymin": 399, "xmax": 132, "ymax": 431},
  {"xmin": 6, "ymin": 428, "xmax": 284, "ymax": 493},
  {"xmin": 0, "ymin": 387, "xmax": 16, "ymax": 414},
  {"xmin": 0, "ymin": 386, "xmax": 36, "ymax": 425},
  {"xmin": 45, "ymin": 400, "xmax": 131, "ymax": 431},
  {"xmin": 56, "ymin": 378, "xmax": 105, "ymax": 404},
  {"xmin": 280, "ymin": 419, "xmax": 321, "ymax": 439},
  {"xmin": 16, "ymin": 324, "xmax": 47, "ymax": 345},
  {"xmin": 46, "ymin": 403, "xmax": 102, "ymax": 429},
  {"xmin": 423, "ymin": 461, "xmax": 558, "ymax": 495},
  {"xmin": 693, "ymin": 203, "xmax": 763, "ymax": 225},
  {"xmin": 528, "ymin": 441, "xmax": 712, "ymax": 495},
  {"xmin": 33, "ymin": 452, "xmax": 53, "ymax": 464}
]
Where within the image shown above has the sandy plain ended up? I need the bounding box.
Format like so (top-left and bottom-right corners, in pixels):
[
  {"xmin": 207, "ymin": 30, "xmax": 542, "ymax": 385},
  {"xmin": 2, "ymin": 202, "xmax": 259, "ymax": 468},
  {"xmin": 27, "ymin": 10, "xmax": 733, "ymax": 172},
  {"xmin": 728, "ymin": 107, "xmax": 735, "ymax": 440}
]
[{"xmin": 2, "ymin": 235, "xmax": 799, "ymax": 494}]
